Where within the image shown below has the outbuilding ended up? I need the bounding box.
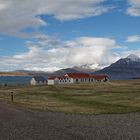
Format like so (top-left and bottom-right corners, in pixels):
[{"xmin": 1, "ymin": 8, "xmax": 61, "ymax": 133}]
[
  {"xmin": 92, "ymin": 75, "xmax": 109, "ymax": 82},
  {"xmin": 30, "ymin": 76, "xmax": 47, "ymax": 85},
  {"xmin": 47, "ymin": 77, "xmax": 59, "ymax": 85}
]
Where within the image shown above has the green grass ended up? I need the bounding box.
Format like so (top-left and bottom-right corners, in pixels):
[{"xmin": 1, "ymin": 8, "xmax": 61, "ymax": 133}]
[{"xmin": 0, "ymin": 80, "xmax": 140, "ymax": 114}]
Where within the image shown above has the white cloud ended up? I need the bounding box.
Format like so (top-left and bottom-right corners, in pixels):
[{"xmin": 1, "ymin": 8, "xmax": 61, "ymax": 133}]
[
  {"xmin": 0, "ymin": 0, "xmax": 110, "ymax": 36},
  {"xmin": 127, "ymin": 0, "xmax": 140, "ymax": 16},
  {"xmin": 0, "ymin": 35, "xmax": 121, "ymax": 72},
  {"xmin": 126, "ymin": 35, "xmax": 140, "ymax": 42},
  {"xmin": 121, "ymin": 49, "xmax": 140, "ymax": 58},
  {"xmin": 2, "ymin": 35, "xmax": 140, "ymax": 72}
]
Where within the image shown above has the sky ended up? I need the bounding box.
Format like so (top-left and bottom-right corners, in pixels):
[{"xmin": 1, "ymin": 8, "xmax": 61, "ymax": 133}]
[{"xmin": 0, "ymin": 0, "xmax": 140, "ymax": 72}]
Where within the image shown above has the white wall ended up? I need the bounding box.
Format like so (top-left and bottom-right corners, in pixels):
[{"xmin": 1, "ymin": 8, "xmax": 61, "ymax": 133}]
[
  {"xmin": 30, "ymin": 78, "xmax": 47, "ymax": 85},
  {"xmin": 59, "ymin": 78, "xmax": 73, "ymax": 84},
  {"xmin": 48, "ymin": 79, "xmax": 59, "ymax": 85},
  {"xmin": 30, "ymin": 78, "xmax": 37, "ymax": 85},
  {"xmin": 48, "ymin": 80, "xmax": 55, "ymax": 85},
  {"xmin": 47, "ymin": 77, "xmax": 102, "ymax": 85}
]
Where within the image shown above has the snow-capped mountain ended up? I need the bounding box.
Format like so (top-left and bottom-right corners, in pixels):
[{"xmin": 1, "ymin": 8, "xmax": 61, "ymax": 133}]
[
  {"xmin": 127, "ymin": 54, "xmax": 140, "ymax": 62},
  {"xmin": 116, "ymin": 54, "xmax": 140, "ymax": 65},
  {"xmin": 95, "ymin": 54, "xmax": 140, "ymax": 80},
  {"xmin": 76, "ymin": 64, "xmax": 91, "ymax": 69},
  {"xmin": 73, "ymin": 64, "xmax": 99, "ymax": 73},
  {"xmin": 113, "ymin": 54, "xmax": 140, "ymax": 67}
]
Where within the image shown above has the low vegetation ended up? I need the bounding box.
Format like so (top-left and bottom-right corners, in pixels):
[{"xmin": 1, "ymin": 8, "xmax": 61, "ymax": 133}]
[{"xmin": 0, "ymin": 80, "xmax": 140, "ymax": 114}]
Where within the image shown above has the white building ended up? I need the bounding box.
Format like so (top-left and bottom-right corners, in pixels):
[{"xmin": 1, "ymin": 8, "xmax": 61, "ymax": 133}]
[
  {"xmin": 47, "ymin": 77, "xmax": 59, "ymax": 85},
  {"xmin": 48, "ymin": 73, "xmax": 109, "ymax": 85},
  {"xmin": 30, "ymin": 76, "xmax": 47, "ymax": 85}
]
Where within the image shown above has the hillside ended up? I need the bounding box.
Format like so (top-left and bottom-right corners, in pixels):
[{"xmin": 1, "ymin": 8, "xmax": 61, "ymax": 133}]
[
  {"xmin": 95, "ymin": 54, "xmax": 140, "ymax": 80},
  {"xmin": 0, "ymin": 72, "xmax": 32, "ymax": 76}
]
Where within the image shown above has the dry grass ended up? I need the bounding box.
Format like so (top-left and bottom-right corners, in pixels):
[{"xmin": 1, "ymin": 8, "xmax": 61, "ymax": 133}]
[{"xmin": 0, "ymin": 80, "xmax": 140, "ymax": 114}]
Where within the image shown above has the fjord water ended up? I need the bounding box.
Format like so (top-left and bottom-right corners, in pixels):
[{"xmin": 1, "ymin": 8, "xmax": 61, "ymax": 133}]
[{"xmin": 0, "ymin": 76, "xmax": 32, "ymax": 86}]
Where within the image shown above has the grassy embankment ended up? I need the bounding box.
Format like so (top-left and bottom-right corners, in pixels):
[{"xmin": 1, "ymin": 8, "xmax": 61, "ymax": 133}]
[{"xmin": 0, "ymin": 80, "xmax": 140, "ymax": 114}]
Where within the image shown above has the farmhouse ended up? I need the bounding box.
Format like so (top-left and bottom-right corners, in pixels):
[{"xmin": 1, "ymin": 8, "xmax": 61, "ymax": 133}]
[
  {"xmin": 30, "ymin": 76, "xmax": 47, "ymax": 85},
  {"xmin": 48, "ymin": 73, "xmax": 109, "ymax": 85},
  {"xmin": 47, "ymin": 76, "xmax": 59, "ymax": 85}
]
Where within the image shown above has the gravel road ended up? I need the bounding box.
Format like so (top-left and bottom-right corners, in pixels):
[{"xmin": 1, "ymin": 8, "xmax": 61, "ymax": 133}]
[{"xmin": 0, "ymin": 102, "xmax": 140, "ymax": 140}]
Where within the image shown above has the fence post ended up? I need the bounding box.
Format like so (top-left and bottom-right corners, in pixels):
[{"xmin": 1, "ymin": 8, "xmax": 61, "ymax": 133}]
[{"xmin": 11, "ymin": 92, "xmax": 14, "ymax": 102}]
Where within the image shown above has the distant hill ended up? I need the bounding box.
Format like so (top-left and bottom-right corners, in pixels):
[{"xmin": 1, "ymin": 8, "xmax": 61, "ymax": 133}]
[
  {"xmin": 0, "ymin": 70, "xmax": 51, "ymax": 76},
  {"xmin": 94, "ymin": 54, "xmax": 140, "ymax": 80},
  {"xmin": 73, "ymin": 64, "xmax": 99, "ymax": 73},
  {"xmin": 53, "ymin": 65, "xmax": 99, "ymax": 76},
  {"xmin": 53, "ymin": 68, "xmax": 81, "ymax": 76},
  {"xmin": 0, "ymin": 72, "xmax": 32, "ymax": 76}
]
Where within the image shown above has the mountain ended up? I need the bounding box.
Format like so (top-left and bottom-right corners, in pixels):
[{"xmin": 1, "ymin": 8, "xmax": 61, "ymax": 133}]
[
  {"xmin": 0, "ymin": 70, "xmax": 51, "ymax": 76},
  {"xmin": 0, "ymin": 67, "xmax": 90, "ymax": 77},
  {"xmin": 0, "ymin": 71, "xmax": 32, "ymax": 76},
  {"xmin": 53, "ymin": 68, "xmax": 81, "ymax": 76},
  {"xmin": 53, "ymin": 64, "xmax": 99, "ymax": 75},
  {"xmin": 94, "ymin": 54, "xmax": 140, "ymax": 80},
  {"xmin": 127, "ymin": 54, "xmax": 140, "ymax": 62},
  {"xmin": 73, "ymin": 64, "xmax": 99, "ymax": 73}
]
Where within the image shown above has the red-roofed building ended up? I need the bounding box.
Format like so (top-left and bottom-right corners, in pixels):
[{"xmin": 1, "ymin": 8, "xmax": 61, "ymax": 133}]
[
  {"xmin": 48, "ymin": 73, "xmax": 109, "ymax": 85},
  {"xmin": 91, "ymin": 75, "xmax": 109, "ymax": 82},
  {"xmin": 65, "ymin": 73, "xmax": 90, "ymax": 78},
  {"xmin": 48, "ymin": 76, "xmax": 59, "ymax": 85}
]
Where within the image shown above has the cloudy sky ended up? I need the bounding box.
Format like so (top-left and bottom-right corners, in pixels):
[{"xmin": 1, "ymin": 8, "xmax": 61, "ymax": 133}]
[{"xmin": 0, "ymin": 0, "xmax": 140, "ymax": 72}]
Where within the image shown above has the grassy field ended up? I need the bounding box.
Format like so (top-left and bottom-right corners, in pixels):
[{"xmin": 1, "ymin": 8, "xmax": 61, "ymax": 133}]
[{"xmin": 0, "ymin": 80, "xmax": 140, "ymax": 114}]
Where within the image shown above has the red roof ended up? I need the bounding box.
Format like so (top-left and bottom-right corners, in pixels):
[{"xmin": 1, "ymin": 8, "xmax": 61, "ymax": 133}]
[
  {"xmin": 48, "ymin": 73, "xmax": 109, "ymax": 80},
  {"xmin": 91, "ymin": 75, "xmax": 108, "ymax": 80},
  {"xmin": 48, "ymin": 76, "xmax": 67, "ymax": 80},
  {"xmin": 65, "ymin": 73, "xmax": 90, "ymax": 78},
  {"xmin": 48, "ymin": 76, "xmax": 58, "ymax": 80},
  {"xmin": 58, "ymin": 76, "xmax": 67, "ymax": 80}
]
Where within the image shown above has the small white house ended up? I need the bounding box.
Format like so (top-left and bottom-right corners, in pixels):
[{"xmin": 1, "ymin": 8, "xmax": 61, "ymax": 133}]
[
  {"xmin": 30, "ymin": 76, "xmax": 47, "ymax": 85},
  {"xmin": 47, "ymin": 77, "xmax": 59, "ymax": 85}
]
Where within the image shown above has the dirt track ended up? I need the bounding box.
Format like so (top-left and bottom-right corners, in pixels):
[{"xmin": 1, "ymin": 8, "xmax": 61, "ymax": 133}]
[{"xmin": 0, "ymin": 102, "xmax": 140, "ymax": 140}]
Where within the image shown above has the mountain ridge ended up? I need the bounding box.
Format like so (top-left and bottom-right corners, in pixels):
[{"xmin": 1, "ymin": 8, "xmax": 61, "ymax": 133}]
[{"xmin": 94, "ymin": 54, "xmax": 140, "ymax": 80}]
